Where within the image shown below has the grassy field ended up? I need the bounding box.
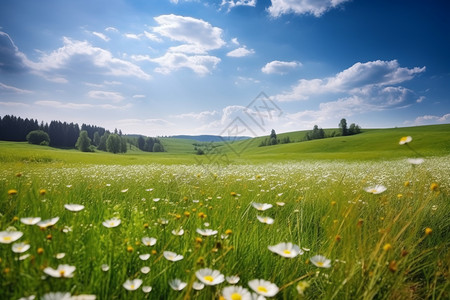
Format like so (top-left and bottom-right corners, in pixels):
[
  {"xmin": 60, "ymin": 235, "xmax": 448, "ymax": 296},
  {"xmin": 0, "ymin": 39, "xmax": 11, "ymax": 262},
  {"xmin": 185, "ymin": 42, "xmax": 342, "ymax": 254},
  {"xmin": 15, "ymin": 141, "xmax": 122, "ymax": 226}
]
[{"xmin": 0, "ymin": 125, "xmax": 449, "ymax": 299}]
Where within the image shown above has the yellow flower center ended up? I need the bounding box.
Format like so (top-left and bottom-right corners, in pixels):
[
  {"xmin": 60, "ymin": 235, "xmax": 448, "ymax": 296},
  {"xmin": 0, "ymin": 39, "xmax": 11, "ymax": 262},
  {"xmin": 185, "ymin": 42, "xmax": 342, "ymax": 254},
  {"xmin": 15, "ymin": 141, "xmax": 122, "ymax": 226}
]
[
  {"xmin": 231, "ymin": 293, "xmax": 242, "ymax": 300},
  {"xmin": 283, "ymin": 250, "xmax": 291, "ymax": 255},
  {"xmin": 110, "ymin": 222, "xmax": 115, "ymax": 226},
  {"xmin": 59, "ymin": 270, "xmax": 65, "ymax": 277},
  {"xmin": 3, "ymin": 236, "xmax": 11, "ymax": 242},
  {"xmin": 130, "ymin": 284, "xmax": 135, "ymax": 289},
  {"xmin": 316, "ymin": 261, "xmax": 324, "ymax": 267},
  {"xmin": 257, "ymin": 286, "xmax": 268, "ymax": 293},
  {"xmin": 204, "ymin": 275, "xmax": 214, "ymax": 282}
]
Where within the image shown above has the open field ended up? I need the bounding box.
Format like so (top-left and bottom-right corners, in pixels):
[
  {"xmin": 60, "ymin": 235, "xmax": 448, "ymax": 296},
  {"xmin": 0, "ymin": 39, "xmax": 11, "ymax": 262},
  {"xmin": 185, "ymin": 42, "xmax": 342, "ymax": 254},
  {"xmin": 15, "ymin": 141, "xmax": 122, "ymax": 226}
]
[{"xmin": 0, "ymin": 126, "xmax": 449, "ymax": 299}]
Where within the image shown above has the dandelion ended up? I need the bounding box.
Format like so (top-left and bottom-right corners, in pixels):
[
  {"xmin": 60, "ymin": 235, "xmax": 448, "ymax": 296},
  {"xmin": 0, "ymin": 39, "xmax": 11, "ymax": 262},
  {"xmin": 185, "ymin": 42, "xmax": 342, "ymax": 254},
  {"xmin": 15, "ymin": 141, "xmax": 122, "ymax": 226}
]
[
  {"xmin": 172, "ymin": 228, "xmax": 185, "ymax": 236},
  {"xmin": 226, "ymin": 275, "xmax": 240, "ymax": 284},
  {"xmin": 163, "ymin": 251, "xmax": 184, "ymax": 262},
  {"xmin": 140, "ymin": 266, "xmax": 150, "ymax": 274},
  {"xmin": 196, "ymin": 268, "xmax": 225, "ymax": 285},
  {"xmin": 8, "ymin": 189, "xmax": 18, "ymax": 196},
  {"xmin": 193, "ymin": 281, "xmax": 205, "ymax": 290},
  {"xmin": 230, "ymin": 192, "xmax": 238, "ymax": 197},
  {"xmin": 196, "ymin": 228, "xmax": 218, "ymax": 236},
  {"xmin": 383, "ymin": 243, "xmax": 392, "ymax": 251},
  {"xmin": 430, "ymin": 183, "xmax": 438, "ymax": 191},
  {"xmin": 20, "ymin": 217, "xmax": 41, "ymax": 225},
  {"xmin": 142, "ymin": 286, "xmax": 152, "ymax": 293},
  {"xmin": 248, "ymin": 279, "xmax": 279, "ymax": 297},
  {"xmin": 39, "ymin": 189, "xmax": 47, "ymax": 195},
  {"xmin": 12, "ymin": 242, "xmax": 30, "ymax": 253},
  {"xmin": 389, "ymin": 260, "xmax": 398, "ymax": 273},
  {"xmin": 0, "ymin": 231, "xmax": 23, "ymax": 244},
  {"xmin": 407, "ymin": 158, "xmax": 424, "ymax": 165},
  {"xmin": 296, "ymin": 281, "xmax": 310, "ymax": 296},
  {"xmin": 222, "ymin": 286, "xmax": 252, "ymax": 300},
  {"xmin": 64, "ymin": 204, "xmax": 85, "ymax": 212},
  {"xmin": 37, "ymin": 217, "xmax": 59, "ymax": 229},
  {"xmin": 198, "ymin": 212, "xmax": 207, "ymax": 219},
  {"xmin": 102, "ymin": 217, "xmax": 121, "ymax": 228},
  {"xmin": 256, "ymin": 215, "xmax": 274, "ymax": 225},
  {"xmin": 169, "ymin": 278, "xmax": 187, "ymax": 291},
  {"xmin": 41, "ymin": 292, "xmax": 71, "ymax": 300},
  {"xmin": 399, "ymin": 136, "xmax": 412, "ymax": 145},
  {"xmin": 252, "ymin": 202, "xmax": 273, "ymax": 211},
  {"xmin": 310, "ymin": 255, "xmax": 332, "ymax": 268},
  {"xmin": 43, "ymin": 264, "xmax": 76, "ymax": 278},
  {"xmin": 123, "ymin": 279, "xmax": 143, "ymax": 291},
  {"xmin": 268, "ymin": 242, "xmax": 303, "ymax": 258},
  {"xmin": 425, "ymin": 227, "xmax": 432, "ymax": 235},
  {"xmin": 142, "ymin": 237, "xmax": 157, "ymax": 246},
  {"xmin": 37, "ymin": 247, "xmax": 44, "ymax": 255},
  {"xmin": 139, "ymin": 254, "xmax": 150, "ymax": 260},
  {"xmin": 364, "ymin": 185, "xmax": 387, "ymax": 194}
]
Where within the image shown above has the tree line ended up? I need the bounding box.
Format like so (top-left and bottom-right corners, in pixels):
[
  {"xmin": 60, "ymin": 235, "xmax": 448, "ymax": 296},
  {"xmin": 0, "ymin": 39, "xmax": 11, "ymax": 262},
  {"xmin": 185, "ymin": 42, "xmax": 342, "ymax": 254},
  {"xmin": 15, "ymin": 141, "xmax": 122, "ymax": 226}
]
[{"xmin": 0, "ymin": 115, "xmax": 164, "ymax": 153}]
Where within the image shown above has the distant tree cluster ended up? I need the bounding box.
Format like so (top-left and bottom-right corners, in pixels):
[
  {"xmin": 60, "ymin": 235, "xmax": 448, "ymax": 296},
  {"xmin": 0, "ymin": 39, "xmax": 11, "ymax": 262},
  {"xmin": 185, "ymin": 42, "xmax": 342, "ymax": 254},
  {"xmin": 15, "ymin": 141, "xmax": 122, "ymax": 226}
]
[
  {"xmin": 259, "ymin": 129, "xmax": 291, "ymax": 147},
  {"xmin": 135, "ymin": 136, "xmax": 165, "ymax": 152},
  {"xmin": 339, "ymin": 118, "xmax": 361, "ymax": 136},
  {"xmin": 304, "ymin": 125, "xmax": 325, "ymax": 141}
]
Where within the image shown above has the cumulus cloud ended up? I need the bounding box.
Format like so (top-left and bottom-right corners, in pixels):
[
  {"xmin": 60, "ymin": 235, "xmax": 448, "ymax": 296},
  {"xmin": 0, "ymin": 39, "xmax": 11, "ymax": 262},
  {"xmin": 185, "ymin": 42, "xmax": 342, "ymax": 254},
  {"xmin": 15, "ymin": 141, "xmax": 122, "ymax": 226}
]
[
  {"xmin": 221, "ymin": 0, "xmax": 257, "ymax": 12},
  {"xmin": 262, "ymin": 60, "xmax": 302, "ymax": 74},
  {"xmin": 92, "ymin": 32, "xmax": 110, "ymax": 41},
  {"xmin": 87, "ymin": 90, "xmax": 125, "ymax": 103},
  {"xmin": 151, "ymin": 51, "xmax": 220, "ymax": 75},
  {"xmin": 153, "ymin": 14, "xmax": 225, "ymax": 53},
  {"xmin": 412, "ymin": 114, "xmax": 450, "ymax": 125},
  {"xmin": 276, "ymin": 60, "xmax": 425, "ymax": 101},
  {"xmin": 268, "ymin": 0, "xmax": 352, "ymax": 18},
  {"xmin": 227, "ymin": 46, "xmax": 255, "ymax": 57},
  {"xmin": 22, "ymin": 37, "xmax": 151, "ymax": 80}
]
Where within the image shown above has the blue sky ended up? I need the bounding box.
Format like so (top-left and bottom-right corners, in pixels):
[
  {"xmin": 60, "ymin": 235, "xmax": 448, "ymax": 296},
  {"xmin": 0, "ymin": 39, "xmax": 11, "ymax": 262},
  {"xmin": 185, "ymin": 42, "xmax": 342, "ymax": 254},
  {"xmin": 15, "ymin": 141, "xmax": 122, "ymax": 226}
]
[{"xmin": 1, "ymin": 0, "xmax": 449, "ymax": 137}]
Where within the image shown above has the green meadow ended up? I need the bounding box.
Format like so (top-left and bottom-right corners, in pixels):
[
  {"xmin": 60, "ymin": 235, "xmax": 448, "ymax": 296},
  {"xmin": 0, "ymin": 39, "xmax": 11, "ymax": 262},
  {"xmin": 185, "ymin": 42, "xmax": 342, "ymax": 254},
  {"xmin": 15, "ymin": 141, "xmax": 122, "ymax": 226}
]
[{"xmin": 0, "ymin": 125, "xmax": 449, "ymax": 299}]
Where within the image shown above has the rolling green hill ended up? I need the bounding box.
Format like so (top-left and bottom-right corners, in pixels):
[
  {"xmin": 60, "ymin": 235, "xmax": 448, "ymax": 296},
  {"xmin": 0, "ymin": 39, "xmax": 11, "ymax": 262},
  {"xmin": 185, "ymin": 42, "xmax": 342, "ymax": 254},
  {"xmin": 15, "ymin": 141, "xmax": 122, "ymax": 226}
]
[{"xmin": 0, "ymin": 124, "xmax": 449, "ymax": 165}]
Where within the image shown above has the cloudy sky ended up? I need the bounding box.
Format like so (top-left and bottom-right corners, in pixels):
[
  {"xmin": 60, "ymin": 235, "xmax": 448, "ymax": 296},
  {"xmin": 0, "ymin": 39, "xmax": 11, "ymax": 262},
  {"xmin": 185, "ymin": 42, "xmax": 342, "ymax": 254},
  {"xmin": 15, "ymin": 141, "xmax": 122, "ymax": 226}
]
[{"xmin": 1, "ymin": 0, "xmax": 449, "ymax": 137}]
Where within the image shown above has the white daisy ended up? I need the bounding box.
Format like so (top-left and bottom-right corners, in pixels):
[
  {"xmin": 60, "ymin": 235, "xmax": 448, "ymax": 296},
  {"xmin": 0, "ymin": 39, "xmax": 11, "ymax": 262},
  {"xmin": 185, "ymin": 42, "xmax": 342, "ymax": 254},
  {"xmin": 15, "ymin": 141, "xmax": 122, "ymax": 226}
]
[
  {"xmin": 310, "ymin": 255, "xmax": 332, "ymax": 268},
  {"xmin": 43, "ymin": 264, "xmax": 76, "ymax": 278},
  {"xmin": 123, "ymin": 279, "xmax": 142, "ymax": 291},
  {"xmin": 20, "ymin": 217, "xmax": 41, "ymax": 225},
  {"xmin": 102, "ymin": 217, "xmax": 121, "ymax": 228},
  {"xmin": 64, "ymin": 204, "xmax": 85, "ymax": 212},
  {"xmin": 222, "ymin": 286, "xmax": 252, "ymax": 300},
  {"xmin": 140, "ymin": 266, "xmax": 150, "ymax": 274},
  {"xmin": 139, "ymin": 254, "xmax": 150, "ymax": 260},
  {"xmin": 141, "ymin": 237, "xmax": 157, "ymax": 246},
  {"xmin": 226, "ymin": 275, "xmax": 240, "ymax": 284},
  {"xmin": 169, "ymin": 278, "xmax": 187, "ymax": 291},
  {"xmin": 248, "ymin": 279, "xmax": 279, "ymax": 297},
  {"xmin": 256, "ymin": 215, "xmax": 274, "ymax": 225},
  {"xmin": 196, "ymin": 228, "xmax": 218, "ymax": 236},
  {"xmin": 142, "ymin": 286, "xmax": 152, "ymax": 293},
  {"xmin": 36, "ymin": 217, "xmax": 59, "ymax": 228},
  {"xmin": 172, "ymin": 228, "xmax": 185, "ymax": 236},
  {"xmin": 195, "ymin": 268, "xmax": 225, "ymax": 286},
  {"xmin": 0, "ymin": 231, "xmax": 23, "ymax": 244},
  {"xmin": 192, "ymin": 281, "xmax": 205, "ymax": 290},
  {"xmin": 252, "ymin": 202, "xmax": 273, "ymax": 211},
  {"xmin": 12, "ymin": 242, "xmax": 30, "ymax": 253},
  {"xmin": 268, "ymin": 242, "xmax": 303, "ymax": 258},
  {"xmin": 163, "ymin": 251, "xmax": 183, "ymax": 262},
  {"xmin": 364, "ymin": 185, "xmax": 387, "ymax": 194}
]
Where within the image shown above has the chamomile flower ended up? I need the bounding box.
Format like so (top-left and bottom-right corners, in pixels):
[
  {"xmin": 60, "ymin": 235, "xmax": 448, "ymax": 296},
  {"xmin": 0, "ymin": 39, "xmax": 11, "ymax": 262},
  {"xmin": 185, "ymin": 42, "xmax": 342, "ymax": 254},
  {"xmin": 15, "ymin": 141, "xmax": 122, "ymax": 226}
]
[
  {"xmin": 0, "ymin": 231, "xmax": 23, "ymax": 244},
  {"xmin": 196, "ymin": 228, "xmax": 218, "ymax": 236},
  {"xmin": 252, "ymin": 202, "xmax": 273, "ymax": 211},
  {"xmin": 248, "ymin": 279, "xmax": 279, "ymax": 297},
  {"xmin": 20, "ymin": 217, "xmax": 41, "ymax": 225},
  {"xmin": 12, "ymin": 242, "xmax": 30, "ymax": 253},
  {"xmin": 172, "ymin": 228, "xmax": 185, "ymax": 236},
  {"xmin": 142, "ymin": 286, "xmax": 152, "ymax": 293},
  {"xmin": 268, "ymin": 242, "xmax": 303, "ymax": 258},
  {"xmin": 310, "ymin": 255, "xmax": 332, "ymax": 268},
  {"xmin": 140, "ymin": 266, "xmax": 150, "ymax": 274},
  {"xmin": 364, "ymin": 185, "xmax": 387, "ymax": 194},
  {"xmin": 43, "ymin": 264, "xmax": 76, "ymax": 278},
  {"xmin": 64, "ymin": 204, "xmax": 85, "ymax": 212},
  {"xmin": 123, "ymin": 279, "xmax": 142, "ymax": 291},
  {"xmin": 256, "ymin": 215, "xmax": 274, "ymax": 225},
  {"xmin": 222, "ymin": 286, "xmax": 252, "ymax": 300},
  {"xmin": 399, "ymin": 136, "xmax": 412, "ymax": 145},
  {"xmin": 102, "ymin": 217, "xmax": 121, "ymax": 228},
  {"xmin": 195, "ymin": 268, "xmax": 225, "ymax": 285},
  {"xmin": 192, "ymin": 281, "xmax": 205, "ymax": 290},
  {"xmin": 163, "ymin": 251, "xmax": 184, "ymax": 262},
  {"xmin": 141, "ymin": 237, "xmax": 157, "ymax": 246},
  {"xmin": 226, "ymin": 275, "xmax": 240, "ymax": 284},
  {"xmin": 169, "ymin": 278, "xmax": 187, "ymax": 291},
  {"xmin": 101, "ymin": 264, "xmax": 109, "ymax": 272},
  {"xmin": 139, "ymin": 254, "xmax": 150, "ymax": 260},
  {"xmin": 37, "ymin": 217, "xmax": 59, "ymax": 229}
]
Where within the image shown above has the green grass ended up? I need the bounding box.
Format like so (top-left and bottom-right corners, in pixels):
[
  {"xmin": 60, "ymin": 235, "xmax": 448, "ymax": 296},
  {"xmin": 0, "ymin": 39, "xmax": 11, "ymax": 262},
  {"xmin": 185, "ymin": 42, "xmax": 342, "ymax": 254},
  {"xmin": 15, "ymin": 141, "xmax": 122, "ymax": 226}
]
[{"xmin": 0, "ymin": 158, "xmax": 448, "ymax": 299}]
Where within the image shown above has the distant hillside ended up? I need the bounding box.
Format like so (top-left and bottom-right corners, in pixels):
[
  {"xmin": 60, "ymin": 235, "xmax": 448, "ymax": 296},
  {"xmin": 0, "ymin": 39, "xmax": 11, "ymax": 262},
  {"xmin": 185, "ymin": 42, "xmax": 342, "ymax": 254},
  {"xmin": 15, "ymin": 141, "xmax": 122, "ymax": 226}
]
[{"xmin": 170, "ymin": 135, "xmax": 251, "ymax": 142}]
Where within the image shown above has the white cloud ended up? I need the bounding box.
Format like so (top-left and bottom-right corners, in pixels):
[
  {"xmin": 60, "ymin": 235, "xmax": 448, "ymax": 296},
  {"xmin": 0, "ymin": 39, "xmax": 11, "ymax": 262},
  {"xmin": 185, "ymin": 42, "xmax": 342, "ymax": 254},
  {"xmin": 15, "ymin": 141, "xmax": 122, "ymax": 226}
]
[
  {"xmin": 0, "ymin": 101, "xmax": 29, "ymax": 107},
  {"xmin": 132, "ymin": 94, "xmax": 145, "ymax": 98},
  {"xmin": 173, "ymin": 110, "xmax": 219, "ymax": 120},
  {"xmin": 227, "ymin": 46, "xmax": 255, "ymax": 57},
  {"xmin": 143, "ymin": 31, "xmax": 162, "ymax": 42},
  {"xmin": 412, "ymin": 113, "xmax": 450, "ymax": 125},
  {"xmin": 153, "ymin": 14, "xmax": 225, "ymax": 53},
  {"xmin": 35, "ymin": 100, "xmax": 131, "ymax": 110},
  {"xmin": 262, "ymin": 60, "xmax": 302, "ymax": 74},
  {"xmin": 231, "ymin": 38, "xmax": 239, "ymax": 45},
  {"xmin": 105, "ymin": 27, "xmax": 119, "ymax": 33},
  {"xmin": 221, "ymin": 0, "xmax": 257, "ymax": 12},
  {"xmin": 0, "ymin": 82, "xmax": 32, "ymax": 94},
  {"xmin": 268, "ymin": 0, "xmax": 352, "ymax": 18},
  {"xmin": 151, "ymin": 52, "xmax": 221, "ymax": 75},
  {"xmin": 124, "ymin": 33, "xmax": 141, "ymax": 40},
  {"xmin": 92, "ymin": 32, "xmax": 110, "ymax": 42},
  {"xmin": 87, "ymin": 90, "xmax": 124, "ymax": 103},
  {"xmin": 23, "ymin": 37, "xmax": 151, "ymax": 80},
  {"xmin": 276, "ymin": 60, "xmax": 425, "ymax": 101}
]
